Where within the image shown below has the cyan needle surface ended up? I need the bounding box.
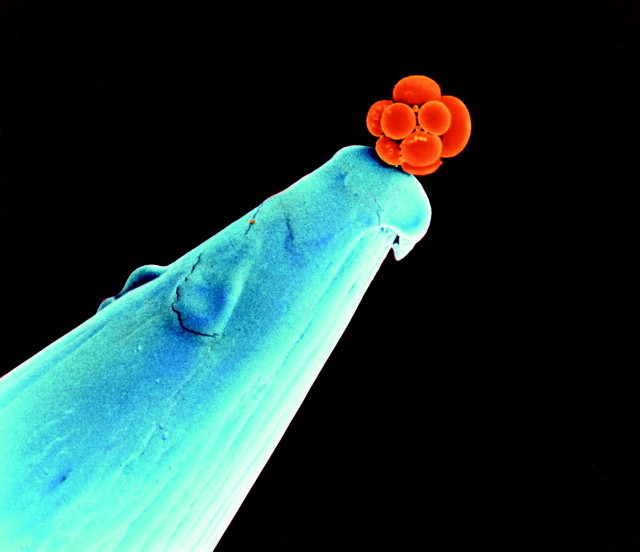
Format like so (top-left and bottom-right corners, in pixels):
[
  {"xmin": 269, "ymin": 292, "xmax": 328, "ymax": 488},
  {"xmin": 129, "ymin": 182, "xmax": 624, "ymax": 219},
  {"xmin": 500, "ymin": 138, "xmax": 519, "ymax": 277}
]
[{"xmin": 0, "ymin": 146, "xmax": 431, "ymax": 551}]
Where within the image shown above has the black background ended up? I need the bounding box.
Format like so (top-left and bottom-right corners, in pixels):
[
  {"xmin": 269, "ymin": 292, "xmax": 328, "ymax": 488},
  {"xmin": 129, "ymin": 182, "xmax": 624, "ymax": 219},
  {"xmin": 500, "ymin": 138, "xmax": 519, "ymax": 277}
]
[{"xmin": 1, "ymin": 1, "xmax": 639, "ymax": 550}]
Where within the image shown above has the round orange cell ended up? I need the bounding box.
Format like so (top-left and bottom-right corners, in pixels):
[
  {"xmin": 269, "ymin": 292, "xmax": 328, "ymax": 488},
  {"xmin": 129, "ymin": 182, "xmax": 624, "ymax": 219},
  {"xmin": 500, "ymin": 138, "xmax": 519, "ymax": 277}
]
[
  {"xmin": 366, "ymin": 100, "xmax": 394, "ymax": 137},
  {"xmin": 400, "ymin": 132, "xmax": 442, "ymax": 167},
  {"xmin": 439, "ymin": 95, "xmax": 471, "ymax": 158},
  {"xmin": 401, "ymin": 158, "xmax": 443, "ymax": 176},
  {"xmin": 418, "ymin": 101, "xmax": 452, "ymax": 135},
  {"xmin": 393, "ymin": 75, "xmax": 441, "ymax": 106},
  {"xmin": 375, "ymin": 136, "xmax": 402, "ymax": 166},
  {"xmin": 380, "ymin": 103, "xmax": 416, "ymax": 140}
]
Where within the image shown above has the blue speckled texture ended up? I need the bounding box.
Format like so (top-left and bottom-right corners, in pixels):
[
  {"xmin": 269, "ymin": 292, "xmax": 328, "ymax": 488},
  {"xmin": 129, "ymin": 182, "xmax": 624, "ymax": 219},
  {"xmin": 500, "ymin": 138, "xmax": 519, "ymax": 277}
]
[{"xmin": 0, "ymin": 146, "xmax": 431, "ymax": 552}]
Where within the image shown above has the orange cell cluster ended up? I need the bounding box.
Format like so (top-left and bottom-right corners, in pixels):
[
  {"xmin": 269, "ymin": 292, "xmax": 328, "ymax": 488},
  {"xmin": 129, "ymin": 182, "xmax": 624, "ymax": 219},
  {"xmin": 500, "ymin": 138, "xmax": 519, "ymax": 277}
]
[{"xmin": 366, "ymin": 75, "xmax": 471, "ymax": 176}]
